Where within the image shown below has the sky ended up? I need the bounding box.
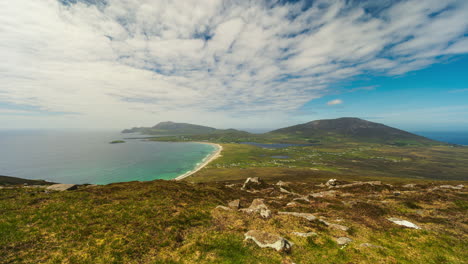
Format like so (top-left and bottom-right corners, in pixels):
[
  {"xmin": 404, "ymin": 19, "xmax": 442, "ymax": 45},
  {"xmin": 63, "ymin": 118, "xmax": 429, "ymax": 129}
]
[{"xmin": 1, "ymin": 0, "xmax": 468, "ymax": 131}]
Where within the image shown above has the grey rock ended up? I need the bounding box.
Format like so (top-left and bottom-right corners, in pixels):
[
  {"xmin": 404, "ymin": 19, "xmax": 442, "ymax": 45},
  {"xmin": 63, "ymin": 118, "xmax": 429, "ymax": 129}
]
[
  {"xmin": 439, "ymin": 184, "xmax": 464, "ymax": 190},
  {"xmin": 388, "ymin": 217, "xmax": 421, "ymax": 229},
  {"xmin": 336, "ymin": 237, "xmax": 352, "ymax": 245},
  {"xmin": 228, "ymin": 199, "xmax": 240, "ymax": 209},
  {"xmin": 325, "ymin": 179, "xmax": 337, "ymax": 187},
  {"xmin": 46, "ymin": 184, "xmax": 78, "ymax": 191},
  {"xmin": 245, "ymin": 230, "xmax": 292, "ymax": 252},
  {"xmin": 278, "ymin": 211, "xmax": 317, "ymax": 221},
  {"xmin": 240, "ymin": 199, "xmax": 271, "ymax": 218},
  {"xmin": 403, "ymin": 184, "xmax": 416, "ymax": 188},
  {"xmin": 215, "ymin": 205, "xmax": 232, "ymax": 211},
  {"xmin": 242, "ymin": 177, "xmax": 267, "ymax": 190}
]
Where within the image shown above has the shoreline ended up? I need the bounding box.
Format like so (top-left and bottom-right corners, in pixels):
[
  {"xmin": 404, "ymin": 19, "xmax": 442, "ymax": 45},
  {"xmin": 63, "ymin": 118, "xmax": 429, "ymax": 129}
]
[{"xmin": 174, "ymin": 142, "xmax": 223, "ymax": 181}]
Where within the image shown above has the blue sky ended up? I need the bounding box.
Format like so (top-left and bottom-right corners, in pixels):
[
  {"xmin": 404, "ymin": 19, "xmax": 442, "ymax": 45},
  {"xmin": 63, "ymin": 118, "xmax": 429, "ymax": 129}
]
[
  {"xmin": 298, "ymin": 55, "xmax": 468, "ymax": 131},
  {"xmin": 0, "ymin": 0, "xmax": 467, "ymax": 130}
]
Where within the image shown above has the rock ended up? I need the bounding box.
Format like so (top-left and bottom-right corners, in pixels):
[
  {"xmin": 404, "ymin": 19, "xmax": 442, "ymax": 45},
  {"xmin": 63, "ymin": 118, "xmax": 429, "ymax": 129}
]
[
  {"xmin": 310, "ymin": 190, "xmax": 337, "ymax": 198},
  {"xmin": 215, "ymin": 205, "xmax": 232, "ymax": 211},
  {"xmin": 228, "ymin": 199, "xmax": 240, "ymax": 209},
  {"xmin": 336, "ymin": 237, "xmax": 352, "ymax": 245},
  {"xmin": 260, "ymin": 208, "xmax": 272, "ymax": 219},
  {"xmin": 240, "ymin": 199, "xmax": 271, "ymax": 218},
  {"xmin": 325, "ymin": 179, "xmax": 337, "ymax": 187},
  {"xmin": 280, "ymin": 187, "xmax": 293, "ymax": 194},
  {"xmin": 293, "ymin": 196, "xmax": 310, "ymax": 202},
  {"xmin": 388, "ymin": 218, "xmax": 421, "ymax": 229},
  {"xmin": 276, "ymin": 181, "xmax": 290, "ymax": 187},
  {"xmin": 242, "ymin": 177, "xmax": 267, "ymax": 190},
  {"xmin": 360, "ymin": 243, "xmax": 385, "ymax": 249},
  {"xmin": 292, "ymin": 231, "xmax": 317, "ymax": 237},
  {"xmin": 403, "ymin": 184, "xmax": 416, "ymax": 188},
  {"xmin": 278, "ymin": 211, "xmax": 317, "ymax": 221},
  {"xmin": 244, "ymin": 230, "xmax": 292, "ymax": 252},
  {"xmin": 286, "ymin": 202, "xmax": 299, "ymax": 207},
  {"xmin": 319, "ymin": 220, "xmax": 349, "ymax": 231},
  {"xmin": 393, "ymin": 191, "xmax": 401, "ymax": 196},
  {"xmin": 439, "ymin": 184, "xmax": 464, "ymax": 190},
  {"xmin": 46, "ymin": 184, "xmax": 78, "ymax": 191},
  {"xmin": 332, "ymin": 181, "xmax": 382, "ymax": 189}
]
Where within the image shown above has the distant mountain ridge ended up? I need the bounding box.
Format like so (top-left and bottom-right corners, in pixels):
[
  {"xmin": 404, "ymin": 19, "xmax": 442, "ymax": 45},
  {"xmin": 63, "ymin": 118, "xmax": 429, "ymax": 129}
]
[
  {"xmin": 269, "ymin": 117, "xmax": 436, "ymax": 145},
  {"xmin": 123, "ymin": 118, "xmax": 439, "ymax": 145},
  {"xmin": 122, "ymin": 121, "xmax": 247, "ymax": 136}
]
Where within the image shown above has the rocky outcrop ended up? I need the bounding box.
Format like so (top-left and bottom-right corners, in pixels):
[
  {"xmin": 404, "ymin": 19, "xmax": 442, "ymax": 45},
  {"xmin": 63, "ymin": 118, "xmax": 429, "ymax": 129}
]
[
  {"xmin": 46, "ymin": 184, "xmax": 78, "ymax": 191},
  {"xmin": 438, "ymin": 184, "xmax": 464, "ymax": 190},
  {"xmin": 387, "ymin": 218, "xmax": 421, "ymax": 229},
  {"xmin": 240, "ymin": 199, "xmax": 271, "ymax": 219},
  {"xmin": 326, "ymin": 179, "xmax": 337, "ymax": 187},
  {"xmin": 242, "ymin": 177, "xmax": 267, "ymax": 190},
  {"xmin": 245, "ymin": 230, "xmax": 292, "ymax": 252}
]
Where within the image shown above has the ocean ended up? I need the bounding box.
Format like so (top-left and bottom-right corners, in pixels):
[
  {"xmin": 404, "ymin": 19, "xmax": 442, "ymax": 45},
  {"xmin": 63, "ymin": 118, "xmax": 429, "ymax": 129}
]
[
  {"xmin": 0, "ymin": 130, "xmax": 216, "ymax": 185},
  {"xmin": 414, "ymin": 131, "xmax": 468, "ymax": 145}
]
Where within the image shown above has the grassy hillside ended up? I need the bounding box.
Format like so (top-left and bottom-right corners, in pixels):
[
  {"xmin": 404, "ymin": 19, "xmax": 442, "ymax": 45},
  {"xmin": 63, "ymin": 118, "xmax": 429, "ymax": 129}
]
[
  {"xmin": 1, "ymin": 178, "xmax": 466, "ymax": 263},
  {"xmin": 268, "ymin": 118, "xmax": 437, "ymax": 145}
]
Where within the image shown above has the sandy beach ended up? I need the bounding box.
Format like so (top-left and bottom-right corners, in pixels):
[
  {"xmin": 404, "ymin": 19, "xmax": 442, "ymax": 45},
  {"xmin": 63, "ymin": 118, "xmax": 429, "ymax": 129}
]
[{"xmin": 174, "ymin": 142, "xmax": 222, "ymax": 181}]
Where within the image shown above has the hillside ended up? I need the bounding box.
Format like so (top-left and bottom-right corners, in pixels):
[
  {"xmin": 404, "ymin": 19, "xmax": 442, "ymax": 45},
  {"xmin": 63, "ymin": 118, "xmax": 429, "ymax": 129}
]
[
  {"xmin": 122, "ymin": 121, "xmax": 248, "ymax": 136},
  {"xmin": 269, "ymin": 118, "xmax": 437, "ymax": 145},
  {"xmin": 1, "ymin": 177, "xmax": 466, "ymax": 263}
]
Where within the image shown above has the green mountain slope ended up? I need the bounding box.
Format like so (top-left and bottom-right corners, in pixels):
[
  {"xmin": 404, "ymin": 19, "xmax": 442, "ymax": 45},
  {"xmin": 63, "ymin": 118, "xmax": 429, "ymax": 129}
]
[{"xmin": 268, "ymin": 117, "xmax": 438, "ymax": 145}]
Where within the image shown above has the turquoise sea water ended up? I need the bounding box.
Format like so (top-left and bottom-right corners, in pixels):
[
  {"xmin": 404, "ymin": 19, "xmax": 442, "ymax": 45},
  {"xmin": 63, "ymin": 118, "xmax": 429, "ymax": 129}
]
[{"xmin": 0, "ymin": 130, "xmax": 216, "ymax": 185}]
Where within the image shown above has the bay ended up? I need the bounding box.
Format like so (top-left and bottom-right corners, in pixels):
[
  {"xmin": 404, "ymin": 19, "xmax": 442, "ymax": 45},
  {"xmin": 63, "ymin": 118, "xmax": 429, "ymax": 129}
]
[{"xmin": 0, "ymin": 130, "xmax": 216, "ymax": 185}]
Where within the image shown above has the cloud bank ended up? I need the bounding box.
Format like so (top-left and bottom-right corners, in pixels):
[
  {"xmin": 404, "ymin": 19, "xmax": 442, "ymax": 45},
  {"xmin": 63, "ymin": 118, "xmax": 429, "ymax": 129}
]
[{"xmin": 1, "ymin": 0, "xmax": 467, "ymax": 128}]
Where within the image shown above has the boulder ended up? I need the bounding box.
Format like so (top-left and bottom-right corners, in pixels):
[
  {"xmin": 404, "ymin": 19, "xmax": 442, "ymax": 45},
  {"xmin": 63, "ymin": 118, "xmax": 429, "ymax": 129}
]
[
  {"xmin": 245, "ymin": 230, "xmax": 292, "ymax": 252},
  {"xmin": 336, "ymin": 237, "xmax": 352, "ymax": 245},
  {"xmin": 325, "ymin": 179, "xmax": 337, "ymax": 187},
  {"xmin": 387, "ymin": 218, "xmax": 421, "ymax": 229},
  {"xmin": 276, "ymin": 181, "xmax": 290, "ymax": 187},
  {"xmin": 242, "ymin": 177, "xmax": 267, "ymax": 190},
  {"xmin": 403, "ymin": 184, "xmax": 416, "ymax": 188},
  {"xmin": 278, "ymin": 211, "xmax": 317, "ymax": 221},
  {"xmin": 228, "ymin": 199, "xmax": 240, "ymax": 209},
  {"xmin": 46, "ymin": 184, "xmax": 78, "ymax": 191},
  {"xmin": 319, "ymin": 220, "xmax": 349, "ymax": 231},
  {"xmin": 240, "ymin": 199, "xmax": 271, "ymax": 219}
]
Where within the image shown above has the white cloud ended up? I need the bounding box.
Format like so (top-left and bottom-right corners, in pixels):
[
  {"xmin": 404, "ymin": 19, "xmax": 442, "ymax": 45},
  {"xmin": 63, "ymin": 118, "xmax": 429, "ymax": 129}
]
[
  {"xmin": 0, "ymin": 0, "xmax": 467, "ymax": 129},
  {"xmin": 327, "ymin": 99, "xmax": 343, "ymax": 106}
]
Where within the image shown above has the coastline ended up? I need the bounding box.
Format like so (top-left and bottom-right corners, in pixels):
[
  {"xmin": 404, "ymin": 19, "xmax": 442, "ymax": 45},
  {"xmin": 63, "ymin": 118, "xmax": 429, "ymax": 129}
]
[{"xmin": 174, "ymin": 142, "xmax": 223, "ymax": 181}]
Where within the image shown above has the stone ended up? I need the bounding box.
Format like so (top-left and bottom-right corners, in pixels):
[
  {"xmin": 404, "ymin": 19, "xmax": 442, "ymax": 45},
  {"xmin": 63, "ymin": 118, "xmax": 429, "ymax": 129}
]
[
  {"xmin": 336, "ymin": 237, "xmax": 352, "ymax": 245},
  {"xmin": 278, "ymin": 211, "xmax": 317, "ymax": 221},
  {"xmin": 293, "ymin": 196, "xmax": 310, "ymax": 202},
  {"xmin": 240, "ymin": 199, "xmax": 271, "ymax": 218},
  {"xmin": 319, "ymin": 220, "xmax": 349, "ymax": 231},
  {"xmin": 46, "ymin": 184, "xmax": 78, "ymax": 191},
  {"xmin": 403, "ymin": 184, "xmax": 416, "ymax": 188},
  {"xmin": 228, "ymin": 199, "xmax": 240, "ymax": 209},
  {"xmin": 292, "ymin": 231, "xmax": 317, "ymax": 237},
  {"xmin": 333, "ymin": 181, "xmax": 382, "ymax": 189},
  {"xmin": 393, "ymin": 191, "xmax": 401, "ymax": 196},
  {"xmin": 325, "ymin": 179, "xmax": 337, "ymax": 187},
  {"xmin": 215, "ymin": 205, "xmax": 232, "ymax": 211},
  {"xmin": 276, "ymin": 181, "xmax": 290, "ymax": 187},
  {"xmin": 388, "ymin": 218, "xmax": 421, "ymax": 229},
  {"xmin": 310, "ymin": 190, "xmax": 337, "ymax": 198},
  {"xmin": 260, "ymin": 208, "xmax": 272, "ymax": 219},
  {"xmin": 286, "ymin": 202, "xmax": 299, "ymax": 207},
  {"xmin": 245, "ymin": 230, "xmax": 292, "ymax": 252},
  {"xmin": 242, "ymin": 177, "xmax": 267, "ymax": 190},
  {"xmin": 439, "ymin": 184, "xmax": 464, "ymax": 190}
]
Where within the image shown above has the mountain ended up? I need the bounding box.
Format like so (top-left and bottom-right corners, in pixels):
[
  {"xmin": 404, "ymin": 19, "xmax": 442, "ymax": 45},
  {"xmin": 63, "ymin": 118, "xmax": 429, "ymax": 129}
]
[
  {"xmin": 268, "ymin": 117, "xmax": 437, "ymax": 145},
  {"xmin": 122, "ymin": 121, "xmax": 248, "ymax": 136}
]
